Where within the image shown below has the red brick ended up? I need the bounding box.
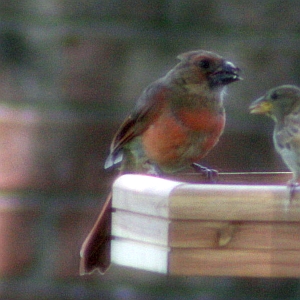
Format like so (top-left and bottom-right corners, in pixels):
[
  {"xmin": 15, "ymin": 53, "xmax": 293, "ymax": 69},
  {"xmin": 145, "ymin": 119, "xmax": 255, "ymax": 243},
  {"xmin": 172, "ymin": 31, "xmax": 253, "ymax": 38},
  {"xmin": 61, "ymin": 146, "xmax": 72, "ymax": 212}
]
[
  {"xmin": 0, "ymin": 106, "xmax": 118, "ymax": 192},
  {"xmin": 0, "ymin": 196, "xmax": 39, "ymax": 277},
  {"xmin": 53, "ymin": 204, "xmax": 104, "ymax": 278}
]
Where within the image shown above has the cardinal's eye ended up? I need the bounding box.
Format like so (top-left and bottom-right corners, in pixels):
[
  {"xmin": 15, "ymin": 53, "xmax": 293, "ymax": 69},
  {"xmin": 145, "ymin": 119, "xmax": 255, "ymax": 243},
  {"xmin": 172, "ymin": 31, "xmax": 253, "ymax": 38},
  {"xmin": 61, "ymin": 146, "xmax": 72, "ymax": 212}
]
[
  {"xmin": 199, "ymin": 59, "xmax": 210, "ymax": 69},
  {"xmin": 271, "ymin": 92, "xmax": 278, "ymax": 100}
]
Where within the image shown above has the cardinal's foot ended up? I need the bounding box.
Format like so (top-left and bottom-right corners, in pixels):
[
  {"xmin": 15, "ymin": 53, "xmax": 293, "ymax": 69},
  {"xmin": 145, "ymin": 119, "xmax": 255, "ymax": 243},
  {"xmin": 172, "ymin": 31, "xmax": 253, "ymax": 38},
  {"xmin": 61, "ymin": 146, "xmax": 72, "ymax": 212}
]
[
  {"xmin": 192, "ymin": 163, "xmax": 218, "ymax": 182},
  {"xmin": 288, "ymin": 180, "xmax": 300, "ymax": 203}
]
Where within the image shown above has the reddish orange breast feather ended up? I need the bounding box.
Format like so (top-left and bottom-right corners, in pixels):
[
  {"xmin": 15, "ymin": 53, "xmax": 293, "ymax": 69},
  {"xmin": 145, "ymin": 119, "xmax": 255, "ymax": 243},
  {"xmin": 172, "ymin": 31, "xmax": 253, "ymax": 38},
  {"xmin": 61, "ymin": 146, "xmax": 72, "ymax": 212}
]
[
  {"xmin": 178, "ymin": 108, "xmax": 225, "ymax": 159},
  {"xmin": 177, "ymin": 108, "xmax": 225, "ymax": 133},
  {"xmin": 141, "ymin": 109, "xmax": 187, "ymax": 164},
  {"xmin": 141, "ymin": 106, "xmax": 225, "ymax": 166}
]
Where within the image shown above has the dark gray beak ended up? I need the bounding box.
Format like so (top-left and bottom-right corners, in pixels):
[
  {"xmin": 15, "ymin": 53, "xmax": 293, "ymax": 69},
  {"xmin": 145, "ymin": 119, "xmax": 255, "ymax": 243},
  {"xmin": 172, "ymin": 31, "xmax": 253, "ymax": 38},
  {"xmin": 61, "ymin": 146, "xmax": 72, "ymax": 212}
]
[{"xmin": 209, "ymin": 61, "xmax": 241, "ymax": 87}]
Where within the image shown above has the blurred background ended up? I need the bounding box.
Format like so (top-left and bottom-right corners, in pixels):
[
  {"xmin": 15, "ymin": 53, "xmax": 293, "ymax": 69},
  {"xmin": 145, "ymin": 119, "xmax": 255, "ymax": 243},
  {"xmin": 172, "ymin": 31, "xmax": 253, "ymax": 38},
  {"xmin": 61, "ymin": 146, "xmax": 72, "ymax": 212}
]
[{"xmin": 0, "ymin": 0, "xmax": 300, "ymax": 299}]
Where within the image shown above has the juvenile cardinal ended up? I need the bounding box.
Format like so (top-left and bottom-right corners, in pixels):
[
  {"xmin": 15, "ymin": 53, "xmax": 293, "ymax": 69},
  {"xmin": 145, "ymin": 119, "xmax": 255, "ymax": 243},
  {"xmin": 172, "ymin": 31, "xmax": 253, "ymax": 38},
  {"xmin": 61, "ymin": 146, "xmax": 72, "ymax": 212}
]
[
  {"xmin": 249, "ymin": 85, "xmax": 300, "ymax": 199},
  {"xmin": 80, "ymin": 50, "xmax": 241, "ymax": 275}
]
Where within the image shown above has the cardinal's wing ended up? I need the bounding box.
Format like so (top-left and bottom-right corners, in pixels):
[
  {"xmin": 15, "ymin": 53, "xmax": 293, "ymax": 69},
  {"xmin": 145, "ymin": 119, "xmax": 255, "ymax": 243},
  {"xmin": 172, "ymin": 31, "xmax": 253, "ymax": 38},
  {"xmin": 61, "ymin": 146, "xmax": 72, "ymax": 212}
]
[{"xmin": 104, "ymin": 80, "xmax": 168, "ymax": 169}]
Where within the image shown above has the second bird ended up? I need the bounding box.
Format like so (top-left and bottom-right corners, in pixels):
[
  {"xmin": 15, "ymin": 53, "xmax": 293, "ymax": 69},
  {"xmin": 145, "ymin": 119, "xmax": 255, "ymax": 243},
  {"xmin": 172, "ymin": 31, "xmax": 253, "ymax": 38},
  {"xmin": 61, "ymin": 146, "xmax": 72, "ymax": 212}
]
[{"xmin": 250, "ymin": 85, "xmax": 300, "ymax": 199}]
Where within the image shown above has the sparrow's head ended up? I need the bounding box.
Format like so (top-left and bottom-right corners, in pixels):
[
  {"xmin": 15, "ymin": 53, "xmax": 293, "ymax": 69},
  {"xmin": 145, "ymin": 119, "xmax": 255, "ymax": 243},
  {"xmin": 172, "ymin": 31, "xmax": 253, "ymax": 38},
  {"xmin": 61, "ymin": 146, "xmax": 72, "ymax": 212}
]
[
  {"xmin": 249, "ymin": 85, "xmax": 300, "ymax": 122},
  {"xmin": 176, "ymin": 50, "xmax": 241, "ymax": 89}
]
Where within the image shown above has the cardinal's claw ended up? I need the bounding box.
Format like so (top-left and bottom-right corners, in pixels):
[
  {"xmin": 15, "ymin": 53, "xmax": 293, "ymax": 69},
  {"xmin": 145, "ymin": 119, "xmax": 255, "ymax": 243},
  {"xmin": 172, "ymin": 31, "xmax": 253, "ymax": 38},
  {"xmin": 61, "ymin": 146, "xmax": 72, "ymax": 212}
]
[
  {"xmin": 288, "ymin": 181, "xmax": 299, "ymax": 203},
  {"xmin": 192, "ymin": 163, "xmax": 218, "ymax": 182},
  {"xmin": 143, "ymin": 160, "xmax": 163, "ymax": 176}
]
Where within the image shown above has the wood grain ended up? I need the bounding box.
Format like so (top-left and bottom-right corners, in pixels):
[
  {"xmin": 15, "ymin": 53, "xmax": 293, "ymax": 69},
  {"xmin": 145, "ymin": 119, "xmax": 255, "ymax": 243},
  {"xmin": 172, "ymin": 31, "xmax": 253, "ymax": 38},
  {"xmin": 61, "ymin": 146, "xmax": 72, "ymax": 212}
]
[
  {"xmin": 113, "ymin": 174, "xmax": 300, "ymax": 221},
  {"xmin": 111, "ymin": 174, "xmax": 300, "ymax": 277},
  {"xmin": 169, "ymin": 248, "xmax": 300, "ymax": 277},
  {"xmin": 111, "ymin": 238, "xmax": 300, "ymax": 277},
  {"xmin": 112, "ymin": 210, "xmax": 300, "ymax": 249},
  {"xmin": 167, "ymin": 171, "xmax": 293, "ymax": 185}
]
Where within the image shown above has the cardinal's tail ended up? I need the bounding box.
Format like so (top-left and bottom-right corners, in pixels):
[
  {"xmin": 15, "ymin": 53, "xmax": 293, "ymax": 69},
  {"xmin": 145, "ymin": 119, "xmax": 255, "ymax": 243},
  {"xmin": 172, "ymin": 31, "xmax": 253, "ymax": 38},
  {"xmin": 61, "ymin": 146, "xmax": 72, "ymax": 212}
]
[{"xmin": 80, "ymin": 192, "xmax": 112, "ymax": 275}]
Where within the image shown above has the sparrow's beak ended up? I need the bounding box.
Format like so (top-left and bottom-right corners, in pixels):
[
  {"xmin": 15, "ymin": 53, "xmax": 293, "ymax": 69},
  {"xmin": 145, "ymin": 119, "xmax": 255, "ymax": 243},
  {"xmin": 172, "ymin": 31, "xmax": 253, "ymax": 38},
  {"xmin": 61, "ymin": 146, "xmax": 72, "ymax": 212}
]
[
  {"xmin": 249, "ymin": 97, "xmax": 273, "ymax": 114},
  {"xmin": 210, "ymin": 61, "xmax": 241, "ymax": 87}
]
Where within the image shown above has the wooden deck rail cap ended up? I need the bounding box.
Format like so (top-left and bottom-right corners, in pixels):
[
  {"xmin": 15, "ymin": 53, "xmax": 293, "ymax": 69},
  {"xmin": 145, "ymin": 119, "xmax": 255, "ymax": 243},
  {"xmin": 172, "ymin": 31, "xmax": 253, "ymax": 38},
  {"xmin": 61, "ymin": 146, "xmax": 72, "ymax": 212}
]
[
  {"xmin": 111, "ymin": 173, "xmax": 300, "ymax": 277},
  {"xmin": 112, "ymin": 173, "xmax": 300, "ymax": 221}
]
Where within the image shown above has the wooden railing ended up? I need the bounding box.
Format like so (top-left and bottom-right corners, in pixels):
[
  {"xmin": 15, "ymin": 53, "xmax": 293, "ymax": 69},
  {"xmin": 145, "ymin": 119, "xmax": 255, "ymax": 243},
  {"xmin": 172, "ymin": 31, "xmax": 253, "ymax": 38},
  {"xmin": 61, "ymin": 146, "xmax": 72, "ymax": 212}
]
[{"xmin": 110, "ymin": 172, "xmax": 300, "ymax": 277}]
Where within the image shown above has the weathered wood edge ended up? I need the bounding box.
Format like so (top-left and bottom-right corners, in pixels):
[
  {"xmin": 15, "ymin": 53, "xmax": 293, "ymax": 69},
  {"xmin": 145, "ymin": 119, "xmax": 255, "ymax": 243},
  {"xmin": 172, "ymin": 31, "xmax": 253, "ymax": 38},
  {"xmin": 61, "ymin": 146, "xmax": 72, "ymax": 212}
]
[{"xmin": 166, "ymin": 171, "xmax": 292, "ymax": 185}]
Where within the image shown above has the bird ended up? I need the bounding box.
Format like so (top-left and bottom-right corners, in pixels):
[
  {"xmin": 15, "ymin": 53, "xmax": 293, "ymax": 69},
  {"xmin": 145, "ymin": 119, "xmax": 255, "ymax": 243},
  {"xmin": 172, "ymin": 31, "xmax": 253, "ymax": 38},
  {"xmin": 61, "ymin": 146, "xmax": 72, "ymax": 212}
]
[
  {"xmin": 249, "ymin": 85, "xmax": 300, "ymax": 199},
  {"xmin": 80, "ymin": 49, "xmax": 241, "ymax": 275}
]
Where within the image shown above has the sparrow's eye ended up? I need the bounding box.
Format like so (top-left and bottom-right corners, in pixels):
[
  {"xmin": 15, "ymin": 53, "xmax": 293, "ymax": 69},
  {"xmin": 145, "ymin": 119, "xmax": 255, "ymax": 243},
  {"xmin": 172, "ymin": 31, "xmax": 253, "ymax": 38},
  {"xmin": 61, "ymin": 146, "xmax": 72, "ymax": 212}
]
[
  {"xmin": 198, "ymin": 59, "xmax": 210, "ymax": 69},
  {"xmin": 271, "ymin": 92, "xmax": 278, "ymax": 100}
]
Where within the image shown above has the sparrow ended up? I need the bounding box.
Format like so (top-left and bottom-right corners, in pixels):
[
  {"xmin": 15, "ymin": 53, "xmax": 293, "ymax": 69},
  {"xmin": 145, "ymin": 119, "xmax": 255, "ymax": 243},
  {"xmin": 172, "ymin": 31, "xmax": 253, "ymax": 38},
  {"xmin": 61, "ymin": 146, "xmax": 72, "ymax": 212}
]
[
  {"xmin": 249, "ymin": 85, "xmax": 300, "ymax": 199},
  {"xmin": 80, "ymin": 49, "xmax": 241, "ymax": 275}
]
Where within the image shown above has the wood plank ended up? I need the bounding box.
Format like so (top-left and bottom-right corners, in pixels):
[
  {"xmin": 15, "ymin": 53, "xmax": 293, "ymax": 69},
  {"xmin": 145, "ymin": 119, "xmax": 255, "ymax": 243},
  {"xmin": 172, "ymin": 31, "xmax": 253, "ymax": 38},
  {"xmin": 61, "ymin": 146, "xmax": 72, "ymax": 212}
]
[
  {"xmin": 111, "ymin": 238, "xmax": 169, "ymax": 274},
  {"xmin": 112, "ymin": 174, "xmax": 183, "ymax": 218},
  {"xmin": 111, "ymin": 237, "xmax": 300, "ymax": 277},
  {"xmin": 169, "ymin": 184, "xmax": 295, "ymax": 220},
  {"xmin": 112, "ymin": 174, "xmax": 300, "ymax": 221},
  {"xmin": 169, "ymin": 248, "xmax": 300, "ymax": 277},
  {"xmin": 112, "ymin": 210, "xmax": 300, "ymax": 249},
  {"xmin": 112, "ymin": 210, "xmax": 221, "ymax": 247},
  {"xmin": 226, "ymin": 222, "xmax": 300, "ymax": 250},
  {"xmin": 167, "ymin": 172, "xmax": 293, "ymax": 185}
]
